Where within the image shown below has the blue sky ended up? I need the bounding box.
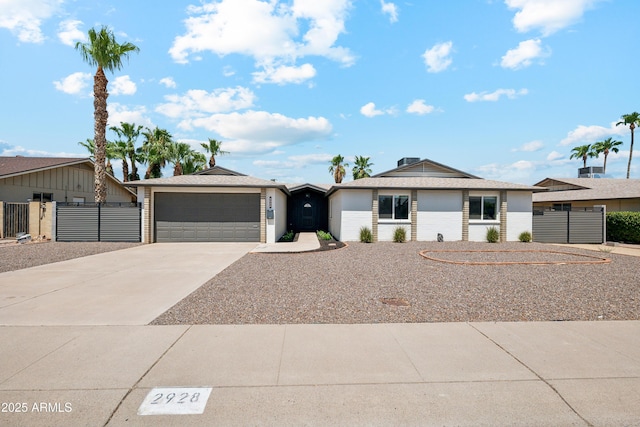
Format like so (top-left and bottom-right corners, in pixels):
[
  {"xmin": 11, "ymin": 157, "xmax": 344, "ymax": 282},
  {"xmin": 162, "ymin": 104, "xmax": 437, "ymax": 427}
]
[{"xmin": 0, "ymin": 0, "xmax": 637, "ymax": 184}]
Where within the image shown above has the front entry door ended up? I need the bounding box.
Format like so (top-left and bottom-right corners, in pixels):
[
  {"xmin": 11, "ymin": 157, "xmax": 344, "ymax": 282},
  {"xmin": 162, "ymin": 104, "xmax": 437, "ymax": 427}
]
[{"xmin": 302, "ymin": 202, "xmax": 313, "ymax": 229}]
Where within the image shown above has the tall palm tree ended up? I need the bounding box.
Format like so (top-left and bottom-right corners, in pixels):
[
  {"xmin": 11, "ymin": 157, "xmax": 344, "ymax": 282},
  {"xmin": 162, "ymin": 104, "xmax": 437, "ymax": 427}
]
[
  {"xmin": 79, "ymin": 138, "xmax": 116, "ymax": 176},
  {"xmin": 329, "ymin": 154, "xmax": 349, "ymax": 183},
  {"xmin": 140, "ymin": 127, "xmax": 173, "ymax": 179},
  {"xmin": 591, "ymin": 137, "xmax": 623, "ymax": 174},
  {"xmin": 108, "ymin": 140, "xmax": 130, "ymax": 181},
  {"xmin": 182, "ymin": 152, "xmax": 207, "ymax": 175},
  {"xmin": 110, "ymin": 122, "xmax": 143, "ymax": 181},
  {"xmin": 76, "ymin": 26, "xmax": 139, "ymax": 202},
  {"xmin": 569, "ymin": 144, "xmax": 594, "ymax": 168},
  {"xmin": 167, "ymin": 142, "xmax": 197, "ymax": 176},
  {"xmin": 200, "ymin": 138, "xmax": 229, "ymax": 168},
  {"xmin": 352, "ymin": 155, "xmax": 373, "ymax": 180},
  {"xmin": 616, "ymin": 112, "xmax": 640, "ymax": 179}
]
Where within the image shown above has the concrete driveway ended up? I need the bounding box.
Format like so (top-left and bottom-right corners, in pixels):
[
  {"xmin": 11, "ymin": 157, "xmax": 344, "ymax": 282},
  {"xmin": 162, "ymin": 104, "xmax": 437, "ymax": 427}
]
[{"xmin": 0, "ymin": 243, "xmax": 256, "ymax": 326}]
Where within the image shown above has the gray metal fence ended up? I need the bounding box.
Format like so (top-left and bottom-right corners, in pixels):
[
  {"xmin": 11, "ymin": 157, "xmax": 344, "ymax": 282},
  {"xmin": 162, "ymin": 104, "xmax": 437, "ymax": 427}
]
[
  {"xmin": 3, "ymin": 202, "xmax": 29, "ymax": 238},
  {"xmin": 532, "ymin": 207, "xmax": 605, "ymax": 244},
  {"xmin": 56, "ymin": 202, "xmax": 141, "ymax": 242}
]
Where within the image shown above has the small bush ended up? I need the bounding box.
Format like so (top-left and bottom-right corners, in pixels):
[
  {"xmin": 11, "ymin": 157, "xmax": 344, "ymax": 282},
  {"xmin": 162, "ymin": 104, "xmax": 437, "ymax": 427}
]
[
  {"xmin": 607, "ymin": 211, "xmax": 640, "ymax": 243},
  {"xmin": 359, "ymin": 226, "xmax": 373, "ymax": 243},
  {"xmin": 486, "ymin": 226, "xmax": 500, "ymax": 243},
  {"xmin": 518, "ymin": 231, "xmax": 532, "ymax": 243},
  {"xmin": 393, "ymin": 226, "xmax": 407, "ymax": 243},
  {"xmin": 317, "ymin": 230, "xmax": 332, "ymax": 240},
  {"xmin": 279, "ymin": 230, "xmax": 294, "ymax": 242}
]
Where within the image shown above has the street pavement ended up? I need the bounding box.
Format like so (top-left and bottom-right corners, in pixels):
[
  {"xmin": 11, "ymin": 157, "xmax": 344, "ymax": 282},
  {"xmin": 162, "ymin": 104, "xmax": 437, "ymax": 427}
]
[{"xmin": 0, "ymin": 238, "xmax": 638, "ymax": 426}]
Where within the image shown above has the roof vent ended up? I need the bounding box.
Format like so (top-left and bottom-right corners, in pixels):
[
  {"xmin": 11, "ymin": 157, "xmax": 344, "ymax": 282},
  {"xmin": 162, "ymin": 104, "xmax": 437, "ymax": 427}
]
[{"xmin": 397, "ymin": 157, "xmax": 420, "ymax": 167}]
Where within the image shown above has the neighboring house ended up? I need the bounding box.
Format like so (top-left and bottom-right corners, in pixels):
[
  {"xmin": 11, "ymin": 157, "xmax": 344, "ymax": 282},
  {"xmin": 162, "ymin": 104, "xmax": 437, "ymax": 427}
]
[
  {"xmin": 326, "ymin": 157, "xmax": 542, "ymax": 242},
  {"xmin": 126, "ymin": 166, "xmax": 290, "ymax": 244},
  {"xmin": 0, "ymin": 156, "xmax": 136, "ymax": 203},
  {"xmin": 532, "ymin": 178, "xmax": 640, "ymax": 212},
  {"xmin": 127, "ymin": 158, "xmax": 541, "ymax": 244}
]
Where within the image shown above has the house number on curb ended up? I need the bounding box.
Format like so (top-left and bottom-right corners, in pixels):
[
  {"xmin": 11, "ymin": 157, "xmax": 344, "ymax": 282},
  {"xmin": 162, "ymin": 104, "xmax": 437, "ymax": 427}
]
[{"xmin": 138, "ymin": 387, "xmax": 212, "ymax": 415}]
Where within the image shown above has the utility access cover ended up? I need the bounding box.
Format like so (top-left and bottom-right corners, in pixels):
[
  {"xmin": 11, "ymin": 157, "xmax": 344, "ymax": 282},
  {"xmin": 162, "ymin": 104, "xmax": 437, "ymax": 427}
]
[{"xmin": 138, "ymin": 387, "xmax": 213, "ymax": 415}]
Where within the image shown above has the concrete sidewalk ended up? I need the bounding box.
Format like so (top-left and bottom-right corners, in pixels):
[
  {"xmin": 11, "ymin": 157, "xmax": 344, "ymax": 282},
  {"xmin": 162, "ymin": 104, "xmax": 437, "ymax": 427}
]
[
  {"xmin": 0, "ymin": 321, "xmax": 638, "ymax": 426},
  {"xmin": 0, "ymin": 243, "xmax": 256, "ymax": 325},
  {"xmin": 251, "ymin": 232, "xmax": 321, "ymax": 253}
]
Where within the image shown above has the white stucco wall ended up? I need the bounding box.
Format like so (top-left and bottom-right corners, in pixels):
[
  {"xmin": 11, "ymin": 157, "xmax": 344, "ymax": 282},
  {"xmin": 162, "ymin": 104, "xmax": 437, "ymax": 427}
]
[
  {"xmin": 328, "ymin": 192, "xmax": 343, "ymax": 240},
  {"xmin": 333, "ymin": 189, "xmax": 372, "ymax": 241},
  {"xmin": 377, "ymin": 223, "xmax": 411, "ymax": 241},
  {"xmin": 416, "ymin": 190, "xmax": 463, "ymax": 241},
  {"xmin": 506, "ymin": 191, "xmax": 533, "ymax": 241}
]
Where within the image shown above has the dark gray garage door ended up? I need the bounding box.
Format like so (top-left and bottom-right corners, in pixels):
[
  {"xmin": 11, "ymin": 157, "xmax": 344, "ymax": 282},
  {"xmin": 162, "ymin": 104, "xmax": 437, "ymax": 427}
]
[{"xmin": 154, "ymin": 193, "xmax": 260, "ymax": 242}]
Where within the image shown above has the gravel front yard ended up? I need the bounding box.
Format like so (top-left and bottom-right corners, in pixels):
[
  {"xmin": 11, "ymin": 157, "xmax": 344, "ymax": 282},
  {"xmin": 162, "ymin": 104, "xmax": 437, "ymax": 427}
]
[
  {"xmin": 152, "ymin": 241, "xmax": 640, "ymax": 325},
  {"xmin": 0, "ymin": 241, "xmax": 141, "ymax": 273}
]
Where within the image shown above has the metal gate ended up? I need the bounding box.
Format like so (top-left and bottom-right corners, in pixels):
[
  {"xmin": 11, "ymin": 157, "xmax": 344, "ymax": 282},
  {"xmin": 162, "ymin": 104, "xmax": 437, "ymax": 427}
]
[
  {"xmin": 3, "ymin": 202, "xmax": 29, "ymax": 238},
  {"xmin": 532, "ymin": 207, "xmax": 605, "ymax": 244},
  {"xmin": 56, "ymin": 202, "xmax": 141, "ymax": 242}
]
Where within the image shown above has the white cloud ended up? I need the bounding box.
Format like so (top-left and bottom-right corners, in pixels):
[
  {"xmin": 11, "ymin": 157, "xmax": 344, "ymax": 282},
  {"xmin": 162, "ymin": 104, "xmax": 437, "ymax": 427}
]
[
  {"xmin": 169, "ymin": 0, "xmax": 354, "ymax": 81},
  {"xmin": 513, "ymin": 140, "xmax": 544, "ymax": 152},
  {"xmin": 0, "ymin": 0, "xmax": 63, "ymax": 43},
  {"xmin": 57, "ymin": 19, "xmax": 85, "ymax": 46},
  {"xmin": 107, "ymin": 103, "xmax": 154, "ymax": 128},
  {"xmin": 464, "ymin": 88, "xmax": 528, "ymax": 102},
  {"xmin": 252, "ymin": 63, "xmax": 316, "ymax": 85},
  {"xmin": 53, "ymin": 72, "xmax": 92, "ymax": 95},
  {"xmin": 422, "ymin": 41, "xmax": 453, "ymax": 73},
  {"xmin": 380, "ymin": 0, "xmax": 398, "ymax": 23},
  {"xmin": 505, "ymin": 0, "xmax": 602, "ymax": 36},
  {"xmin": 110, "ymin": 75, "xmax": 137, "ymax": 96},
  {"xmin": 156, "ymin": 86, "xmax": 256, "ymax": 120},
  {"xmin": 0, "ymin": 143, "xmax": 81, "ymax": 158},
  {"xmin": 159, "ymin": 77, "xmax": 177, "ymax": 88},
  {"xmin": 547, "ymin": 150, "xmax": 564, "ymax": 161},
  {"xmin": 406, "ymin": 99, "xmax": 435, "ymax": 115},
  {"xmin": 501, "ymin": 38, "xmax": 550, "ymax": 69},
  {"xmin": 253, "ymin": 153, "xmax": 333, "ymax": 169},
  {"xmin": 560, "ymin": 121, "xmax": 627, "ymax": 146},
  {"xmin": 179, "ymin": 110, "xmax": 333, "ymax": 155},
  {"xmin": 360, "ymin": 102, "xmax": 384, "ymax": 118}
]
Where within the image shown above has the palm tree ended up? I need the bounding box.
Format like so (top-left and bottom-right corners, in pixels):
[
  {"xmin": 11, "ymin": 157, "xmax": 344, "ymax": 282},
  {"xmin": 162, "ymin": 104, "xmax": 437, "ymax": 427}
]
[
  {"xmin": 329, "ymin": 154, "xmax": 349, "ymax": 183},
  {"xmin": 591, "ymin": 137, "xmax": 623, "ymax": 174},
  {"xmin": 182, "ymin": 152, "xmax": 207, "ymax": 175},
  {"xmin": 79, "ymin": 138, "xmax": 116, "ymax": 176},
  {"xmin": 569, "ymin": 144, "xmax": 594, "ymax": 168},
  {"xmin": 616, "ymin": 112, "xmax": 640, "ymax": 179},
  {"xmin": 108, "ymin": 140, "xmax": 130, "ymax": 181},
  {"xmin": 167, "ymin": 142, "xmax": 197, "ymax": 176},
  {"xmin": 200, "ymin": 138, "xmax": 229, "ymax": 168},
  {"xmin": 352, "ymin": 155, "xmax": 373, "ymax": 180},
  {"xmin": 76, "ymin": 26, "xmax": 139, "ymax": 202},
  {"xmin": 110, "ymin": 122, "xmax": 143, "ymax": 181},
  {"xmin": 140, "ymin": 127, "xmax": 173, "ymax": 179}
]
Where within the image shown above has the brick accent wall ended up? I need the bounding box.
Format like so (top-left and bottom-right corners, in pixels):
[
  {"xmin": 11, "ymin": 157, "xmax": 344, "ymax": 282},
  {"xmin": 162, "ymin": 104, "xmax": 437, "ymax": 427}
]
[
  {"xmin": 260, "ymin": 188, "xmax": 266, "ymax": 243},
  {"xmin": 500, "ymin": 190, "xmax": 508, "ymax": 243},
  {"xmin": 372, "ymin": 189, "xmax": 378, "ymax": 242},
  {"xmin": 462, "ymin": 190, "xmax": 469, "ymax": 241},
  {"xmin": 411, "ymin": 189, "xmax": 418, "ymax": 241}
]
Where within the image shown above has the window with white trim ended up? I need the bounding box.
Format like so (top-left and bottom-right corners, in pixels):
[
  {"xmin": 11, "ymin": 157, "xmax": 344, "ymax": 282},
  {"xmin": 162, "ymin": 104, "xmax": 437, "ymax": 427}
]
[
  {"xmin": 378, "ymin": 195, "xmax": 409, "ymax": 220},
  {"xmin": 469, "ymin": 196, "xmax": 497, "ymax": 220}
]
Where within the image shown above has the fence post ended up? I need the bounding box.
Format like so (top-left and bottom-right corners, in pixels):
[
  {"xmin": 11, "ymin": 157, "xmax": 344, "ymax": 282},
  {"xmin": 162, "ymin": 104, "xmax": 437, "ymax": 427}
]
[{"xmin": 52, "ymin": 201, "xmax": 57, "ymax": 241}]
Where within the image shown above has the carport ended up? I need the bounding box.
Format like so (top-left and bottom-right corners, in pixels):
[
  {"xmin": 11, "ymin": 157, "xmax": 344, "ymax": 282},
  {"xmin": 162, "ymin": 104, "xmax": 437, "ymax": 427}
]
[{"xmin": 126, "ymin": 167, "xmax": 290, "ymax": 244}]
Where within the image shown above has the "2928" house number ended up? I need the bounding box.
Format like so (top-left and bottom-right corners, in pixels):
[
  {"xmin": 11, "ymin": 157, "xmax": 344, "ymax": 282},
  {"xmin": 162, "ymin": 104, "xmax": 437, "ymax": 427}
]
[{"xmin": 138, "ymin": 387, "xmax": 213, "ymax": 415}]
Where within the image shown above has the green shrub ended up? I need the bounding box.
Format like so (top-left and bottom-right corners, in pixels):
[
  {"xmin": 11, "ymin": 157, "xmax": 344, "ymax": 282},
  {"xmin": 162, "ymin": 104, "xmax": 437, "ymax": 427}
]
[
  {"xmin": 486, "ymin": 226, "xmax": 500, "ymax": 243},
  {"xmin": 393, "ymin": 226, "xmax": 407, "ymax": 243},
  {"xmin": 359, "ymin": 226, "xmax": 373, "ymax": 243},
  {"xmin": 317, "ymin": 230, "xmax": 332, "ymax": 240},
  {"xmin": 518, "ymin": 231, "xmax": 532, "ymax": 243},
  {"xmin": 607, "ymin": 211, "xmax": 640, "ymax": 243},
  {"xmin": 279, "ymin": 230, "xmax": 294, "ymax": 242}
]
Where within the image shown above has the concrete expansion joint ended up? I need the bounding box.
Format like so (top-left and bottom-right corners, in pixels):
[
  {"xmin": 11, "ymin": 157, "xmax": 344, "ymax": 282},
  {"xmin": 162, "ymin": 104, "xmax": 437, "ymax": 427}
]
[{"xmin": 467, "ymin": 323, "xmax": 595, "ymax": 427}]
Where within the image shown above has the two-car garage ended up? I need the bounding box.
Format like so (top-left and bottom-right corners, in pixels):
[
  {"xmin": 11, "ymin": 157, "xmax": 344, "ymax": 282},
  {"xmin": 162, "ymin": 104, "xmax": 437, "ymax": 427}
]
[{"xmin": 154, "ymin": 192, "xmax": 260, "ymax": 242}]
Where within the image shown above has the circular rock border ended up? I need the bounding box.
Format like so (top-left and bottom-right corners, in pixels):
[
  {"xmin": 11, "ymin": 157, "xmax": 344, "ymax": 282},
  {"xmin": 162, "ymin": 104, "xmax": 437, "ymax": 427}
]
[{"xmin": 418, "ymin": 249, "xmax": 611, "ymax": 265}]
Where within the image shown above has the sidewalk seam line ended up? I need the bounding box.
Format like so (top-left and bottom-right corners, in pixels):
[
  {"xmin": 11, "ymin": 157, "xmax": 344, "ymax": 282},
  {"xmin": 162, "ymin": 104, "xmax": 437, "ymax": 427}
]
[
  {"xmin": 276, "ymin": 325, "xmax": 288, "ymax": 385},
  {"xmin": 384, "ymin": 324, "xmax": 426, "ymax": 382},
  {"xmin": 468, "ymin": 323, "xmax": 594, "ymax": 427},
  {"xmin": 102, "ymin": 325, "xmax": 192, "ymax": 427}
]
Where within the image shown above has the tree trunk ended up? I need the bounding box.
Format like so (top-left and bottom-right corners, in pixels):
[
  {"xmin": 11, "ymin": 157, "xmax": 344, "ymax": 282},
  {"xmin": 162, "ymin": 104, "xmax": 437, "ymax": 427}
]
[
  {"xmin": 122, "ymin": 160, "xmax": 129, "ymax": 182},
  {"xmin": 94, "ymin": 67, "xmax": 109, "ymax": 203},
  {"xmin": 209, "ymin": 155, "xmax": 216, "ymax": 168},
  {"xmin": 129, "ymin": 152, "xmax": 138, "ymax": 181},
  {"xmin": 627, "ymin": 124, "xmax": 635, "ymax": 179},
  {"xmin": 174, "ymin": 163, "xmax": 183, "ymax": 176}
]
